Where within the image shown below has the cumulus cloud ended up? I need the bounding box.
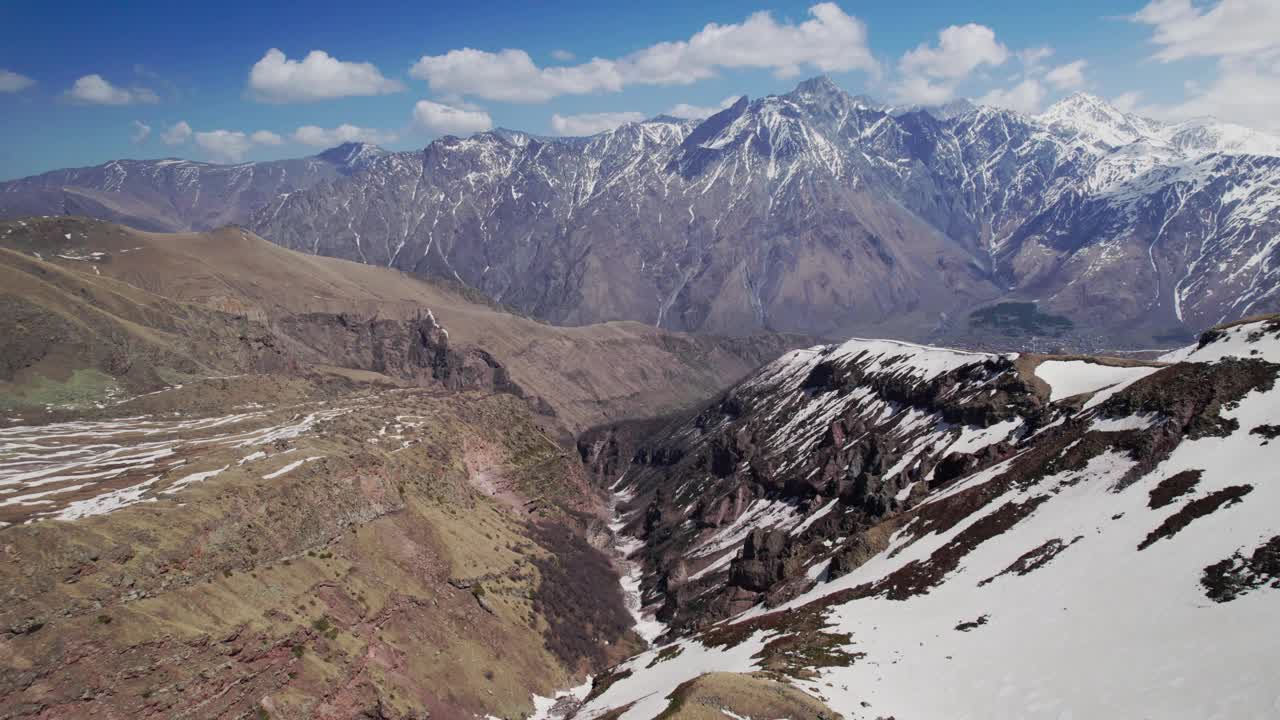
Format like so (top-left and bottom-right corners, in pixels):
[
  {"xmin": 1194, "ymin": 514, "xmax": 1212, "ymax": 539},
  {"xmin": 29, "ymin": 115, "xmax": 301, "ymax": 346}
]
[
  {"xmin": 551, "ymin": 49, "xmax": 575, "ymax": 62},
  {"xmin": 194, "ymin": 130, "xmax": 254, "ymax": 162},
  {"xmin": 1112, "ymin": 91, "xmax": 1145, "ymax": 113},
  {"xmin": 1017, "ymin": 46, "xmax": 1054, "ymax": 72},
  {"xmin": 665, "ymin": 96, "xmax": 741, "ymax": 120},
  {"xmin": 412, "ymin": 100, "xmax": 494, "ymax": 136},
  {"xmin": 161, "ymin": 121, "xmax": 192, "ymax": 146},
  {"xmin": 550, "ymin": 111, "xmax": 645, "ymax": 136},
  {"xmin": 978, "ymin": 78, "xmax": 1046, "ymax": 114},
  {"xmin": 1044, "ymin": 60, "xmax": 1088, "ymax": 91},
  {"xmin": 130, "ymin": 120, "xmax": 151, "ymax": 144},
  {"xmin": 0, "ymin": 69, "xmax": 35, "ymax": 93},
  {"xmin": 152, "ymin": 121, "xmax": 283, "ymax": 161},
  {"xmin": 248, "ymin": 48, "xmax": 404, "ymax": 103},
  {"xmin": 66, "ymin": 74, "xmax": 158, "ymax": 105},
  {"xmin": 409, "ymin": 3, "xmax": 877, "ymax": 103},
  {"xmin": 250, "ymin": 130, "xmax": 284, "ymax": 146},
  {"xmin": 1133, "ymin": 0, "xmax": 1279, "ymax": 62},
  {"xmin": 1131, "ymin": 0, "xmax": 1280, "ymax": 131},
  {"xmin": 891, "ymin": 74, "xmax": 953, "ymax": 106},
  {"xmin": 901, "ymin": 24, "xmax": 1009, "ymax": 81},
  {"xmin": 292, "ymin": 123, "xmax": 399, "ymax": 147},
  {"xmin": 891, "ymin": 24, "xmax": 1009, "ymax": 105}
]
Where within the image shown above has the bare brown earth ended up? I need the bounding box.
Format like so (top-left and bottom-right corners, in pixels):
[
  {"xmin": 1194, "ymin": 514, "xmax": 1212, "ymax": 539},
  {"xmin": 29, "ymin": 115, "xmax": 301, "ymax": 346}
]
[
  {"xmin": 1, "ymin": 389, "xmax": 640, "ymax": 720},
  {"xmin": 653, "ymin": 671, "xmax": 841, "ymax": 719},
  {"xmin": 0, "ymin": 216, "xmax": 805, "ymax": 719}
]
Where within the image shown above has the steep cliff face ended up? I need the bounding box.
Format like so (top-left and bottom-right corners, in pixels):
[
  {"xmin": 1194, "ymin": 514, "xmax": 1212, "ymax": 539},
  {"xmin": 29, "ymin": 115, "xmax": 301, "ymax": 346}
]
[
  {"xmin": 584, "ymin": 338, "xmax": 1058, "ymax": 634},
  {"xmin": 573, "ymin": 316, "xmax": 1280, "ymax": 720}
]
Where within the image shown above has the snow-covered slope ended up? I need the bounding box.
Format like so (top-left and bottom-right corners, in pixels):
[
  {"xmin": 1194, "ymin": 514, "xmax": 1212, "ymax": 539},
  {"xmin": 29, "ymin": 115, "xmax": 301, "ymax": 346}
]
[{"xmin": 573, "ymin": 315, "xmax": 1280, "ymax": 719}]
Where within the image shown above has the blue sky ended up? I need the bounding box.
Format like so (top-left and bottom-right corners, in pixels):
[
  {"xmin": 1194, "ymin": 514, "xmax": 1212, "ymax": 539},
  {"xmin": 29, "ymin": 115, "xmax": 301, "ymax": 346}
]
[{"xmin": 1, "ymin": 0, "xmax": 1272, "ymax": 179}]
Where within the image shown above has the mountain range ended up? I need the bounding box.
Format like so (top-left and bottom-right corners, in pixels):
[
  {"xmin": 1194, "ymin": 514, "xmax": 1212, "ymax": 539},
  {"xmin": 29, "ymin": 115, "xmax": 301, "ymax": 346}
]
[
  {"xmin": 4, "ymin": 77, "xmax": 1280, "ymax": 348},
  {"xmin": 0, "ymin": 142, "xmax": 385, "ymax": 233}
]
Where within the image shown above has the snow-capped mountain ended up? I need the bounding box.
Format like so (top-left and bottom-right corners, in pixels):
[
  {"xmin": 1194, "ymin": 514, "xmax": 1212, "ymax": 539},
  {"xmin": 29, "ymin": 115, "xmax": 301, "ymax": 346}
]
[
  {"xmin": 4, "ymin": 79, "xmax": 1279, "ymax": 345},
  {"xmin": 0, "ymin": 142, "xmax": 384, "ymax": 232},
  {"xmin": 573, "ymin": 314, "xmax": 1280, "ymax": 719},
  {"xmin": 1035, "ymin": 92, "xmax": 1165, "ymax": 150},
  {"xmin": 245, "ymin": 80, "xmax": 1280, "ymax": 344}
]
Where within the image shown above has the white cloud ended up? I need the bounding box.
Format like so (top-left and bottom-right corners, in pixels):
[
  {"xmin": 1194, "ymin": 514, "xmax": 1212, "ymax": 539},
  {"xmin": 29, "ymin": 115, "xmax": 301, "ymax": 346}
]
[
  {"xmin": 901, "ymin": 24, "xmax": 1009, "ymax": 81},
  {"xmin": 250, "ymin": 130, "xmax": 284, "ymax": 146},
  {"xmin": 1132, "ymin": 0, "xmax": 1280, "ymax": 62},
  {"xmin": 157, "ymin": 123, "xmax": 283, "ymax": 161},
  {"xmin": 1131, "ymin": 0, "xmax": 1280, "ymax": 132},
  {"xmin": 1017, "ymin": 46, "xmax": 1054, "ymax": 72},
  {"xmin": 891, "ymin": 74, "xmax": 954, "ymax": 106},
  {"xmin": 66, "ymin": 74, "xmax": 158, "ymax": 105},
  {"xmin": 0, "ymin": 69, "xmax": 35, "ymax": 93},
  {"xmin": 1045, "ymin": 60, "xmax": 1088, "ymax": 91},
  {"xmin": 551, "ymin": 49, "xmax": 575, "ymax": 62},
  {"xmin": 978, "ymin": 78, "xmax": 1046, "ymax": 114},
  {"xmin": 194, "ymin": 130, "xmax": 254, "ymax": 163},
  {"xmin": 1112, "ymin": 91, "xmax": 1145, "ymax": 113},
  {"xmin": 130, "ymin": 121, "xmax": 151, "ymax": 144},
  {"xmin": 248, "ymin": 48, "xmax": 404, "ymax": 103},
  {"xmin": 411, "ymin": 100, "xmax": 493, "ymax": 136},
  {"xmin": 665, "ymin": 95, "xmax": 741, "ymax": 120},
  {"xmin": 410, "ymin": 49, "xmax": 621, "ymax": 103},
  {"xmin": 409, "ymin": 3, "xmax": 877, "ymax": 103},
  {"xmin": 161, "ymin": 121, "xmax": 192, "ymax": 146},
  {"xmin": 292, "ymin": 123, "xmax": 399, "ymax": 147},
  {"xmin": 550, "ymin": 111, "xmax": 646, "ymax": 136},
  {"xmin": 892, "ymin": 24, "xmax": 1009, "ymax": 104},
  {"xmin": 1141, "ymin": 58, "xmax": 1280, "ymax": 132}
]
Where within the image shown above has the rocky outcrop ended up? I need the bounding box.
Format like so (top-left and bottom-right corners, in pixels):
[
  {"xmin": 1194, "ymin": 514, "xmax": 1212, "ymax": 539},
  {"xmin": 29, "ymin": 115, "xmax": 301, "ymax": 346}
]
[
  {"xmin": 729, "ymin": 529, "xmax": 803, "ymax": 593},
  {"xmin": 594, "ymin": 319, "xmax": 1280, "ymax": 635},
  {"xmin": 274, "ymin": 310, "xmax": 529, "ymax": 398},
  {"xmin": 574, "ymin": 315, "xmax": 1280, "ymax": 720}
]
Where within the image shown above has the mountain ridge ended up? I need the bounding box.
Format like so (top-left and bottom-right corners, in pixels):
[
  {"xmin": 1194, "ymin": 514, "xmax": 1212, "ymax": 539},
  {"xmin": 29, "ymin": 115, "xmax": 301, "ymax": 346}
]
[
  {"xmin": 570, "ymin": 312, "xmax": 1280, "ymax": 719},
  {"xmin": 4, "ymin": 77, "xmax": 1280, "ymax": 347}
]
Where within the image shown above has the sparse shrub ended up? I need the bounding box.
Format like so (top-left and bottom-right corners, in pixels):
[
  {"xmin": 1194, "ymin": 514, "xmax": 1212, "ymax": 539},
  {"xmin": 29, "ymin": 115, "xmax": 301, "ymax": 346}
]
[
  {"xmin": 530, "ymin": 522, "xmax": 630, "ymax": 669},
  {"xmin": 970, "ymin": 301, "xmax": 1073, "ymax": 337},
  {"xmin": 96, "ymin": 614, "xmax": 112, "ymax": 624}
]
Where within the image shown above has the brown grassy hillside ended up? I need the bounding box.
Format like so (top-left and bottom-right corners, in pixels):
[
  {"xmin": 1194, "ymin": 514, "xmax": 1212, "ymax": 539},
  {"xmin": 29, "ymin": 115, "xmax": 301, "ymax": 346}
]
[{"xmin": 0, "ymin": 217, "xmax": 804, "ymax": 431}]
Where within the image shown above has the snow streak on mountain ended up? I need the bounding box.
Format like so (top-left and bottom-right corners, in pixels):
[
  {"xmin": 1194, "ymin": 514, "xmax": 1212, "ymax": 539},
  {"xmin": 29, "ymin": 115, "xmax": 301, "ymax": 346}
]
[
  {"xmin": 240, "ymin": 78, "xmax": 1280, "ymax": 344},
  {"xmin": 4, "ymin": 78, "xmax": 1279, "ymax": 346}
]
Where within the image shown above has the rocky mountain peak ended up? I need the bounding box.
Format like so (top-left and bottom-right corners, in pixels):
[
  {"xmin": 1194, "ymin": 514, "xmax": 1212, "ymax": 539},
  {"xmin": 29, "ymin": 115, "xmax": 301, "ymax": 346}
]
[
  {"xmin": 1037, "ymin": 92, "xmax": 1161, "ymax": 149},
  {"xmin": 1162, "ymin": 117, "xmax": 1280, "ymax": 157},
  {"xmin": 316, "ymin": 141, "xmax": 388, "ymax": 171},
  {"xmin": 790, "ymin": 75, "xmax": 844, "ymax": 99}
]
